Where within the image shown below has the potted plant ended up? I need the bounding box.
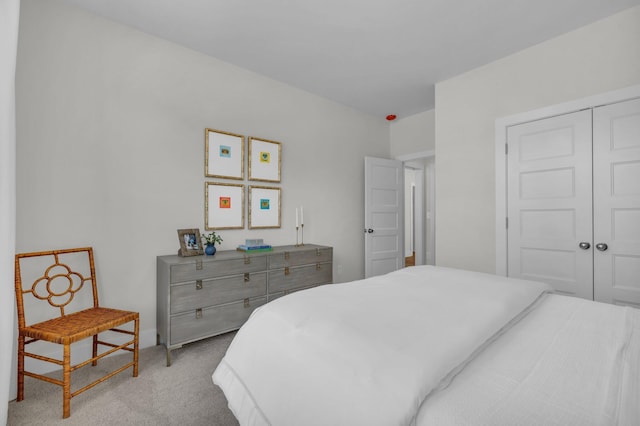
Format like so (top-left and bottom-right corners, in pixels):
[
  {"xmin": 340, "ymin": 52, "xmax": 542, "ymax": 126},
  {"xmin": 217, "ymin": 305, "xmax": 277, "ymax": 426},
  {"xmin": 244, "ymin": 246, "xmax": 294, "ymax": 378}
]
[{"xmin": 201, "ymin": 231, "xmax": 223, "ymax": 256}]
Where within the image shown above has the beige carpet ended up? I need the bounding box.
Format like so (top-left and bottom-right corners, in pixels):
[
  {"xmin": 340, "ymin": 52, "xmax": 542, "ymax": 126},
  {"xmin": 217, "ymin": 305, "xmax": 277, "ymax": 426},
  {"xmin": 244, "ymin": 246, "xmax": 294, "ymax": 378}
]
[{"xmin": 7, "ymin": 332, "xmax": 240, "ymax": 426}]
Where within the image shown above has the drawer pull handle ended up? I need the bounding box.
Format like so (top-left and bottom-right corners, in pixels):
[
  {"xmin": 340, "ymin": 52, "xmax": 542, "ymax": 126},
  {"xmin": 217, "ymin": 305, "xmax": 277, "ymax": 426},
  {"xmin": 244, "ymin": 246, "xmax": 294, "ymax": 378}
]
[
  {"xmin": 284, "ymin": 289, "xmax": 291, "ymax": 295},
  {"xmin": 244, "ymin": 256, "xmax": 251, "ymax": 264},
  {"xmin": 196, "ymin": 308, "xmax": 202, "ymax": 319},
  {"xmin": 316, "ymin": 263, "xmax": 321, "ymax": 270},
  {"xmin": 284, "ymin": 267, "xmax": 290, "ymax": 276},
  {"xmin": 244, "ymin": 298, "xmax": 250, "ymax": 308},
  {"xmin": 244, "ymin": 273, "xmax": 250, "ymax": 282},
  {"xmin": 196, "ymin": 280, "xmax": 203, "ymax": 290},
  {"xmin": 316, "ymin": 248, "xmax": 322, "ymax": 256},
  {"xmin": 195, "ymin": 259, "xmax": 203, "ymax": 270},
  {"xmin": 284, "ymin": 251, "xmax": 290, "ymax": 260}
]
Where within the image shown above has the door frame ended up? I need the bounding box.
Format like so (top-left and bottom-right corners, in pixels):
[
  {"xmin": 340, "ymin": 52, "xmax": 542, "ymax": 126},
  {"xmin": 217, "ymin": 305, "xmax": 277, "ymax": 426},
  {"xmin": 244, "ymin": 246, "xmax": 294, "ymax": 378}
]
[
  {"xmin": 495, "ymin": 84, "xmax": 640, "ymax": 276},
  {"xmin": 403, "ymin": 163, "xmax": 423, "ymax": 266},
  {"xmin": 396, "ymin": 150, "xmax": 435, "ymax": 266}
]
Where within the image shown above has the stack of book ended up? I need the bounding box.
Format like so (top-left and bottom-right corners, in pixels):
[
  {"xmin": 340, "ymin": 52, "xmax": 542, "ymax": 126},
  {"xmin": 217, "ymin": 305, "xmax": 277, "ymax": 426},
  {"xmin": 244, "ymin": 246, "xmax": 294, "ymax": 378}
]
[{"xmin": 237, "ymin": 239, "xmax": 272, "ymax": 252}]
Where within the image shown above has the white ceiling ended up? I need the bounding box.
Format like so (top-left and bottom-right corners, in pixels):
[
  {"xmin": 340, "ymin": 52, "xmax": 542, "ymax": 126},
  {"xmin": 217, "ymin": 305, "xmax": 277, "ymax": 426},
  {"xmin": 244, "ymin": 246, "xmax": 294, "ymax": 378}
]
[{"xmin": 58, "ymin": 0, "xmax": 640, "ymax": 119}]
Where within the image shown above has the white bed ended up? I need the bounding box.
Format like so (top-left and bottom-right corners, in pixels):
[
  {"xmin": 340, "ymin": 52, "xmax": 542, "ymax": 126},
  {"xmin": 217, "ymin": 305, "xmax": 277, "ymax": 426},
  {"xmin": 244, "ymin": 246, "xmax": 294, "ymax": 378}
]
[{"xmin": 212, "ymin": 266, "xmax": 640, "ymax": 426}]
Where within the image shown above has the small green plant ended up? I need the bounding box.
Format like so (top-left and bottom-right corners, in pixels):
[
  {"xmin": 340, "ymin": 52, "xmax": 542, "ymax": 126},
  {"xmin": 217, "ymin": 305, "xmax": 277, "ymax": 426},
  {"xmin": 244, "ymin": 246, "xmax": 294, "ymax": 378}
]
[{"xmin": 201, "ymin": 231, "xmax": 223, "ymax": 246}]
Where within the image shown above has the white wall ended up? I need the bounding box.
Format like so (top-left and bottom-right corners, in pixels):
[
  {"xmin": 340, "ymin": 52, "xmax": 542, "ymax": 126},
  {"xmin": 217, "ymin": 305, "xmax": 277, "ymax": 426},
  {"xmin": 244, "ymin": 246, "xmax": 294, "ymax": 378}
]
[
  {"xmin": 391, "ymin": 110, "xmax": 436, "ymax": 266},
  {"xmin": 435, "ymin": 6, "xmax": 640, "ymax": 273},
  {"xmin": 14, "ymin": 0, "xmax": 389, "ymax": 360},
  {"xmin": 390, "ymin": 109, "xmax": 435, "ymax": 158},
  {"xmin": 1, "ymin": 0, "xmax": 20, "ymax": 416}
]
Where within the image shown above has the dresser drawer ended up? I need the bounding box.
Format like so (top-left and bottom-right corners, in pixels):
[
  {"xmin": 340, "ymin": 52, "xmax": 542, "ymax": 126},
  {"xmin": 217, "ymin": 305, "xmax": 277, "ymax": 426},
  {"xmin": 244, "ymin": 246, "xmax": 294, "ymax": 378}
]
[
  {"xmin": 170, "ymin": 296, "xmax": 267, "ymax": 345},
  {"xmin": 269, "ymin": 247, "xmax": 332, "ymax": 269},
  {"xmin": 169, "ymin": 272, "xmax": 267, "ymax": 314},
  {"xmin": 268, "ymin": 284, "xmax": 319, "ymax": 302},
  {"xmin": 268, "ymin": 262, "xmax": 332, "ymax": 293},
  {"xmin": 170, "ymin": 255, "xmax": 267, "ymax": 283}
]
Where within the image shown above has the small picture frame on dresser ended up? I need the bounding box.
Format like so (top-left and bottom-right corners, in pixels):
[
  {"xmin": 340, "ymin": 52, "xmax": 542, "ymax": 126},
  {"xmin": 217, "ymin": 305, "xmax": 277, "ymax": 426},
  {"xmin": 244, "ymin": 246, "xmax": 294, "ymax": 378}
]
[{"xmin": 177, "ymin": 228, "xmax": 203, "ymax": 256}]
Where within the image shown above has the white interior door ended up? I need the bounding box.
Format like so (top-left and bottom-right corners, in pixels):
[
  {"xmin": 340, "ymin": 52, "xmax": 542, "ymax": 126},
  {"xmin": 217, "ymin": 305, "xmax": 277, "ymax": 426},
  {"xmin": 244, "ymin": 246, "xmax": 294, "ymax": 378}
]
[
  {"xmin": 364, "ymin": 157, "xmax": 404, "ymax": 278},
  {"xmin": 593, "ymin": 98, "xmax": 640, "ymax": 307},
  {"xmin": 507, "ymin": 110, "xmax": 593, "ymax": 299}
]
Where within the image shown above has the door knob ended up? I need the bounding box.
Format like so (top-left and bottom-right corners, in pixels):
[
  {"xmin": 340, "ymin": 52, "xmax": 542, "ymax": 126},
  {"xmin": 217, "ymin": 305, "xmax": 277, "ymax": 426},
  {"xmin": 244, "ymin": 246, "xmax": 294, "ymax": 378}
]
[
  {"xmin": 595, "ymin": 243, "xmax": 608, "ymax": 251},
  {"xmin": 579, "ymin": 242, "xmax": 591, "ymax": 250},
  {"xmin": 364, "ymin": 228, "xmax": 374, "ymax": 233}
]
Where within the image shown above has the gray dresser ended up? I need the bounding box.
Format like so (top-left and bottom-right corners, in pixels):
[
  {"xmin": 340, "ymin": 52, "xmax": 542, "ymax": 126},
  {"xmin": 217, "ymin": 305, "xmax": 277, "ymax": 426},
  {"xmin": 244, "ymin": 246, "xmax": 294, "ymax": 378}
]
[{"xmin": 157, "ymin": 244, "xmax": 332, "ymax": 365}]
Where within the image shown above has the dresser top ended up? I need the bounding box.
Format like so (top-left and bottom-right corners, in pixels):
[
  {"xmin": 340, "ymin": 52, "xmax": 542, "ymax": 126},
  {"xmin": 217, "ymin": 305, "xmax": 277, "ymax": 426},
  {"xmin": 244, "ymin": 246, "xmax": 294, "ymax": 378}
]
[{"xmin": 157, "ymin": 244, "xmax": 331, "ymax": 265}]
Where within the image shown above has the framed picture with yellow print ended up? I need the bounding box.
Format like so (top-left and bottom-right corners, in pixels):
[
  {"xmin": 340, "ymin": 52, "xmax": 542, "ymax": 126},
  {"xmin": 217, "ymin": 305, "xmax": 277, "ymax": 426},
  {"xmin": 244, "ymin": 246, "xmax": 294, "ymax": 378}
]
[
  {"xmin": 205, "ymin": 182, "xmax": 244, "ymax": 230},
  {"xmin": 248, "ymin": 137, "xmax": 281, "ymax": 182}
]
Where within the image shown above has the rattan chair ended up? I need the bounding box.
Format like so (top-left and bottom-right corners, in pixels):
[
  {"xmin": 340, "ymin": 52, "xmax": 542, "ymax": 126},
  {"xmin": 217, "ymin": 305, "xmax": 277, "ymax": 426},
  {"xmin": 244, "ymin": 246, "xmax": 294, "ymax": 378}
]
[{"xmin": 14, "ymin": 247, "xmax": 139, "ymax": 419}]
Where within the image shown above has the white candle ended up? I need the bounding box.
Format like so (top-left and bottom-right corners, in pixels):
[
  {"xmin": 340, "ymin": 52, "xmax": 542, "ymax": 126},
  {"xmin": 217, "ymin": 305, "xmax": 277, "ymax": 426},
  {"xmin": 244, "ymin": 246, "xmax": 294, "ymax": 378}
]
[
  {"xmin": 300, "ymin": 206, "xmax": 304, "ymax": 225},
  {"xmin": 296, "ymin": 208, "xmax": 299, "ymax": 227}
]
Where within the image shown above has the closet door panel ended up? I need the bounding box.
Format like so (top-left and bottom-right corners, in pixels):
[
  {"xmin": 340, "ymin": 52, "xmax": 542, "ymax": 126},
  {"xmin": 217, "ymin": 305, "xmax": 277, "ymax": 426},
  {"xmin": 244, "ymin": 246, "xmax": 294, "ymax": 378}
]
[
  {"xmin": 507, "ymin": 110, "xmax": 593, "ymax": 299},
  {"xmin": 593, "ymin": 98, "xmax": 640, "ymax": 307}
]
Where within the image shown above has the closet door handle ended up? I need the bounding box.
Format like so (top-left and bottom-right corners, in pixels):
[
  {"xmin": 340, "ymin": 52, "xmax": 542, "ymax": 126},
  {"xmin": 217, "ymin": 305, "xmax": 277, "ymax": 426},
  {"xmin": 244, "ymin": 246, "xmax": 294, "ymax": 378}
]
[
  {"xmin": 595, "ymin": 243, "xmax": 608, "ymax": 252},
  {"xmin": 579, "ymin": 242, "xmax": 591, "ymax": 250}
]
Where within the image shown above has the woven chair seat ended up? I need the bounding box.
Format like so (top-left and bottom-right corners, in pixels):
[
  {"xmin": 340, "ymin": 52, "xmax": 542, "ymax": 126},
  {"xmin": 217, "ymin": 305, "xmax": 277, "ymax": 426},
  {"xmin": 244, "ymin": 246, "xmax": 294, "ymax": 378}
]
[{"xmin": 22, "ymin": 307, "xmax": 139, "ymax": 345}]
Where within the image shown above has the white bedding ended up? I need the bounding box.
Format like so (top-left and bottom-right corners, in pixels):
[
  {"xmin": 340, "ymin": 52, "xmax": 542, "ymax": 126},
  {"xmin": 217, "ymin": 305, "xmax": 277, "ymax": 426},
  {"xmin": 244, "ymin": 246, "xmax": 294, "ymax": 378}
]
[
  {"xmin": 213, "ymin": 266, "xmax": 552, "ymax": 425},
  {"xmin": 418, "ymin": 293, "xmax": 640, "ymax": 426}
]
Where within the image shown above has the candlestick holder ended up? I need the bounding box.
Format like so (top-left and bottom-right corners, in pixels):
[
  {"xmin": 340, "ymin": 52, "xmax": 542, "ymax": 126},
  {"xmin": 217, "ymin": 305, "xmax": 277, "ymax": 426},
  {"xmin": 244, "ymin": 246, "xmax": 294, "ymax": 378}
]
[
  {"xmin": 295, "ymin": 224, "xmax": 305, "ymax": 247},
  {"xmin": 300, "ymin": 224, "xmax": 305, "ymax": 246}
]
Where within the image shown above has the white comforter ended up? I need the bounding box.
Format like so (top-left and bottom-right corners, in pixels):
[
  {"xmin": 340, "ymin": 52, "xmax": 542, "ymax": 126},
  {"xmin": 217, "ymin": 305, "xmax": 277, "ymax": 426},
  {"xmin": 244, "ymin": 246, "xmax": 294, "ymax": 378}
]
[
  {"xmin": 213, "ymin": 266, "xmax": 551, "ymax": 426},
  {"xmin": 418, "ymin": 293, "xmax": 640, "ymax": 426}
]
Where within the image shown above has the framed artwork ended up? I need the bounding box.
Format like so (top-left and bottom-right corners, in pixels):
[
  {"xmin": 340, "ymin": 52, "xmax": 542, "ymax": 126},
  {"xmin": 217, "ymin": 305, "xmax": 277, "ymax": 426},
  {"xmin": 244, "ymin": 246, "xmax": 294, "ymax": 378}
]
[
  {"xmin": 205, "ymin": 182, "xmax": 244, "ymax": 230},
  {"xmin": 249, "ymin": 185, "xmax": 281, "ymax": 229},
  {"xmin": 205, "ymin": 128, "xmax": 244, "ymax": 180},
  {"xmin": 177, "ymin": 228, "xmax": 203, "ymax": 256},
  {"xmin": 248, "ymin": 137, "xmax": 281, "ymax": 182}
]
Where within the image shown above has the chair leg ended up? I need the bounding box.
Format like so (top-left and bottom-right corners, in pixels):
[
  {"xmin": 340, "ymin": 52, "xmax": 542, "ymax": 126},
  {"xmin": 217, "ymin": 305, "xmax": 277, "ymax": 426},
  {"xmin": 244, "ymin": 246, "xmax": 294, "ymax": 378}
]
[
  {"xmin": 92, "ymin": 334, "xmax": 98, "ymax": 366},
  {"xmin": 17, "ymin": 335, "xmax": 25, "ymax": 402},
  {"xmin": 62, "ymin": 344, "xmax": 71, "ymax": 419},
  {"xmin": 133, "ymin": 317, "xmax": 139, "ymax": 377}
]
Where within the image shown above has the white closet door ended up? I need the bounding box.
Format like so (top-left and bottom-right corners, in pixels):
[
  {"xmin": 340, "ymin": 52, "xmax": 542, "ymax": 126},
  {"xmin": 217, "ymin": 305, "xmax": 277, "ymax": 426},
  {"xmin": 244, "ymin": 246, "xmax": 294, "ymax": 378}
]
[
  {"xmin": 507, "ymin": 110, "xmax": 593, "ymax": 299},
  {"xmin": 593, "ymin": 98, "xmax": 640, "ymax": 307}
]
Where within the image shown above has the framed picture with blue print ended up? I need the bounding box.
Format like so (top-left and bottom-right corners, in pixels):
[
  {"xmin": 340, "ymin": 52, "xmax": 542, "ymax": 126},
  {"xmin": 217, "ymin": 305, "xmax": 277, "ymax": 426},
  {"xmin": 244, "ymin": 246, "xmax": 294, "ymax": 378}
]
[
  {"xmin": 205, "ymin": 128, "xmax": 244, "ymax": 180},
  {"xmin": 248, "ymin": 186, "xmax": 281, "ymax": 229}
]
